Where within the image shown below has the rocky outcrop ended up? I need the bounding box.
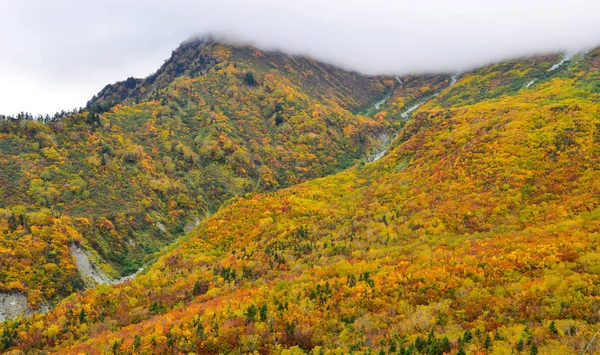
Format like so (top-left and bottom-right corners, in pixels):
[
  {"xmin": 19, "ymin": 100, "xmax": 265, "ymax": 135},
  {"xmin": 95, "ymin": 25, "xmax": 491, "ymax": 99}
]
[
  {"xmin": 0, "ymin": 292, "xmax": 48, "ymax": 322},
  {"xmin": 69, "ymin": 243, "xmax": 143, "ymax": 288},
  {"xmin": 184, "ymin": 216, "xmax": 201, "ymax": 233},
  {"xmin": 69, "ymin": 243, "xmax": 111, "ymax": 287},
  {"xmin": 367, "ymin": 133, "xmax": 392, "ymax": 163}
]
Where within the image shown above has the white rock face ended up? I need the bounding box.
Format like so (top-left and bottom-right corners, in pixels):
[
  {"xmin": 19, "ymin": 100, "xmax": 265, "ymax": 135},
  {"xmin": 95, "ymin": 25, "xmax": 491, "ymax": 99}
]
[
  {"xmin": 113, "ymin": 267, "xmax": 144, "ymax": 284},
  {"xmin": 374, "ymin": 98, "xmax": 387, "ymax": 110},
  {"xmin": 0, "ymin": 292, "xmax": 48, "ymax": 322},
  {"xmin": 373, "ymin": 92, "xmax": 393, "ymax": 111},
  {"xmin": 0, "ymin": 293, "xmax": 28, "ymax": 322},
  {"xmin": 368, "ymin": 80, "xmax": 454, "ymax": 164},
  {"xmin": 70, "ymin": 243, "xmax": 143, "ymax": 288},
  {"xmin": 450, "ymin": 74, "xmax": 459, "ymax": 86},
  {"xmin": 370, "ymin": 149, "xmax": 387, "ymax": 162},
  {"xmin": 156, "ymin": 221, "xmax": 167, "ymax": 233},
  {"xmin": 0, "ymin": 244, "xmax": 142, "ymax": 322},
  {"xmin": 524, "ymin": 79, "xmax": 537, "ymax": 88},
  {"xmin": 548, "ymin": 53, "xmax": 576, "ymax": 72},
  {"xmin": 69, "ymin": 243, "xmax": 112, "ymax": 287},
  {"xmin": 367, "ymin": 133, "xmax": 392, "ymax": 163},
  {"xmin": 401, "ymin": 101, "xmax": 426, "ymax": 119},
  {"xmin": 184, "ymin": 216, "xmax": 201, "ymax": 233}
]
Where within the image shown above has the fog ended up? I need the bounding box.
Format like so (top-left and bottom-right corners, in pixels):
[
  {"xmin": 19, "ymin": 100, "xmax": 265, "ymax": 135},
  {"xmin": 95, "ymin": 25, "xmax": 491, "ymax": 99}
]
[{"xmin": 2, "ymin": 0, "xmax": 600, "ymax": 114}]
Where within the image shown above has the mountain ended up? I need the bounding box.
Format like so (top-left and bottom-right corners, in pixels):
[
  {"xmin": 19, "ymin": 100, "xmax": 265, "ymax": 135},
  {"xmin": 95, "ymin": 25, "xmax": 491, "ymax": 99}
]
[
  {"xmin": 3, "ymin": 39, "xmax": 600, "ymax": 354},
  {"xmin": 88, "ymin": 37, "xmax": 392, "ymax": 114},
  {"xmin": 0, "ymin": 38, "xmax": 447, "ymax": 314}
]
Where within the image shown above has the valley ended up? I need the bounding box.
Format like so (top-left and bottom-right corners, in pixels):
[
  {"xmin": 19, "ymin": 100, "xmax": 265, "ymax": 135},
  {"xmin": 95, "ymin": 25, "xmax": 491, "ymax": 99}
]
[{"xmin": 1, "ymin": 38, "xmax": 600, "ymax": 354}]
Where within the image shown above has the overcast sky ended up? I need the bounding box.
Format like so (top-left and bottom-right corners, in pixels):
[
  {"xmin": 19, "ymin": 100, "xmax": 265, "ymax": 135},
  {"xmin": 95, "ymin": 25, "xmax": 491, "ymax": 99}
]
[{"xmin": 2, "ymin": 0, "xmax": 600, "ymax": 115}]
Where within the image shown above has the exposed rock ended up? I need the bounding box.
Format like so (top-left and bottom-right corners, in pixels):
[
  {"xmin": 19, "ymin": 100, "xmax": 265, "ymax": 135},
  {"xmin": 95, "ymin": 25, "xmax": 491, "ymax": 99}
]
[
  {"xmin": 548, "ymin": 53, "xmax": 575, "ymax": 72},
  {"xmin": 373, "ymin": 92, "xmax": 392, "ymax": 111},
  {"xmin": 524, "ymin": 79, "xmax": 537, "ymax": 88},
  {"xmin": 156, "ymin": 221, "xmax": 167, "ymax": 233},
  {"xmin": 69, "ymin": 243, "xmax": 143, "ymax": 288},
  {"xmin": 0, "ymin": 292, "xmax": 48, "ymax": 322},
  {"xmin": 1, "ymin": 244, "xmax": 143, "ymax": 322},
  {"xmin": 0, "ymin": 293, "xmax": 28, "ymax": 322},
  {"xmin": 450, "ymin": 74, "xmax": 459, "ymax": 86},
  {"xmin": 113, "ymin": 267, "xmax": 144, "ymax": 284},
  {"xmin": 184, "ymin": 216, "xmax": 201, "ymax": 233},
  {"xmin": 401, "ymin": 101, "xmax": 426, "ymax": 119},
  {"xmin": 69, "ymin": 242, "xmax": 111, "ymax": 287},
  {"xmin": 367, "ymin": 133, "xmax": 392, "ymax": 163}
]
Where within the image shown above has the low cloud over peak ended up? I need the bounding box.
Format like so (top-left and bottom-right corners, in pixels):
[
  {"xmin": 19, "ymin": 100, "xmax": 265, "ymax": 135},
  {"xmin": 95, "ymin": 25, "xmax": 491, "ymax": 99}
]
[{"xmin": 2, "ymin": 0, "xmax": 600, "ymax": 114}]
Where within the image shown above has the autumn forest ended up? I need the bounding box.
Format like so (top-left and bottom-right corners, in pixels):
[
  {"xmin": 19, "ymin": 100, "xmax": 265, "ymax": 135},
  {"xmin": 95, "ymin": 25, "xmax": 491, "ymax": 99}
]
[{"xmin": 1, "ymin": 37, "xmax": 600, "ymax": 354}]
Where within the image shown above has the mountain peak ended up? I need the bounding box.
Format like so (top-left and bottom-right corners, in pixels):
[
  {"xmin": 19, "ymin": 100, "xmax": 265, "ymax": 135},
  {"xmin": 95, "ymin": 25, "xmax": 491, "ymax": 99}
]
[
  {"xmin": 87, "ymin": 36, "xmax": 391, "ymax": 114},
  {"xmin": 86, "ymin": 37, "xmax": 222, "ymax": 112}
]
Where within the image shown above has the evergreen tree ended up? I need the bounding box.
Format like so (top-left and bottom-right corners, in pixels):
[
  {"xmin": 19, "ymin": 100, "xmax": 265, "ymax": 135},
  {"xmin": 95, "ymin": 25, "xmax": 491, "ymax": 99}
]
[
  {"xmin": 549, "ymin": 320, "xmax": 558, "ymax": 335},
  {"xmin": 79, "ymin": 308, "xmax": 87, "ymax": 323},
  {"xmin": 516, "ymin": 339, "xmax": 525, "ymax": 352},
  {"xmin": 244, "ymin": 72, "xmax": 257, "ymax": 86},
  {"xmin": 530, "ymin": 343, "xmax": 538, "ymax": 355}
]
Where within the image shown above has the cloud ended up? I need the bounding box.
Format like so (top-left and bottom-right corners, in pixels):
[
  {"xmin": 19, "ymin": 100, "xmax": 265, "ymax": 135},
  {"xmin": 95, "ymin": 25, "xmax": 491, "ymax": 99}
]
[{"xmin": 2, "ymin": 0, "xmax": 600, "ymax": 114}]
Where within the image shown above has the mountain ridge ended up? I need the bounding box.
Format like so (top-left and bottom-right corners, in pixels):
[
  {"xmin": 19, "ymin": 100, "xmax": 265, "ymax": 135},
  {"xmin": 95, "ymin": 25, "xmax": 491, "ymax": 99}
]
[
  {"xmin": 87, "ymin": 36, "xmax": 394, "ymax": 115},
  {"xmin": 2, "ymin": 39, "xmax": 600, "ymax": 354}
]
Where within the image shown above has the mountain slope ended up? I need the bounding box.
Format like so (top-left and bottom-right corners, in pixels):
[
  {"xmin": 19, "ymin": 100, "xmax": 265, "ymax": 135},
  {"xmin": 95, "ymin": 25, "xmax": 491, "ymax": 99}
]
[
  {"xmin": 88, "ymin": 37, "xmax": 396, "ymax": 114},
  {"xmin": 4, "ymin": 49, "xmax": 600, "ymax": 354},
  {"xmin": 0, "ymin": 39, "xmax": 447, "ymax": 310}
]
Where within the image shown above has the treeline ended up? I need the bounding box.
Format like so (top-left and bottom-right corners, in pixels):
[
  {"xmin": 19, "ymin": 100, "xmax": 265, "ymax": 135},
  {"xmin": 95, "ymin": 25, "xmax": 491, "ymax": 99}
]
[{"xmin": 0, "ymin": 108, "xmax": 83, "ymax": 124}]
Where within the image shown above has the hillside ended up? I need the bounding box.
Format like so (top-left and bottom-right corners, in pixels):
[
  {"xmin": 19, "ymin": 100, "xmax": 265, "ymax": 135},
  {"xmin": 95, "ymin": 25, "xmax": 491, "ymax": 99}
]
[
  {"xmin": 87, "ymin": 37, "xmax": 396, "ymax": 114},
  {"xmin": 0, "ymin": 38, "xmax": 451, "ymax": 312},
  {"xmin": 2, "ymin": 46, "xmax": 599, "ymax": 354}
]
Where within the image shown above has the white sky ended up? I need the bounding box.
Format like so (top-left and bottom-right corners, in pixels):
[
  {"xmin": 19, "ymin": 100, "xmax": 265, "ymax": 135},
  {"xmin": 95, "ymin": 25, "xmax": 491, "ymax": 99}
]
[{"xmin": 1, "ymin": 0, "xmax": 600, "ymax": 115}]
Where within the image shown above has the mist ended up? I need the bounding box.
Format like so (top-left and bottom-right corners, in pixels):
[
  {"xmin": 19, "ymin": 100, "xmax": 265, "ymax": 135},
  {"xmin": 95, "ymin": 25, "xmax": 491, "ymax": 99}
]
[{"xmin": 2, "ymin": 0, "xmax": 600, "ymax": 114}]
